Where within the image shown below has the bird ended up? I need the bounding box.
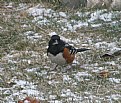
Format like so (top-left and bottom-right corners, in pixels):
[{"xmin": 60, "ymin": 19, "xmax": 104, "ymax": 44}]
[{"xmin": 47, "ymin": 35, "xmax": 90, "ymax": 67}]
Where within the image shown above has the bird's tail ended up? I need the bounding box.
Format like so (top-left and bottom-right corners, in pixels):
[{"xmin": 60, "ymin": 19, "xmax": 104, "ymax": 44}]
[{"xmin": 77, "ymin": 48, "xmax": 90, "ymax": 52}]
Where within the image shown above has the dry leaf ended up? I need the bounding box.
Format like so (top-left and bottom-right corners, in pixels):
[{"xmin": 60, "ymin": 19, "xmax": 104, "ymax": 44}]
[
  {"xmin": 18, "ymin": 97, "xmax": 40, "ymax": 103},
  {"xmin": 99, "ymin": 71, "xmax": 109, "ymax": 78}
]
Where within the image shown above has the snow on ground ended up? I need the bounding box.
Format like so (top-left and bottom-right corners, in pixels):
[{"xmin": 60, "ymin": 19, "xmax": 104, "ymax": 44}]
[
  {"xmin": 1, "ymin": 3, "xmax": 121, "ymax": 103},
  {"xmin": 27, "ymin": 6, "xmax": 121, "ymax": 32}
]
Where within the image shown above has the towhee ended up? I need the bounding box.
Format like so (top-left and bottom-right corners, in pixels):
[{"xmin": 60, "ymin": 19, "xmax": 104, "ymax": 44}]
[{"xmin": 47, "ymin": 35, "xmax": 90, "ymax": 66}]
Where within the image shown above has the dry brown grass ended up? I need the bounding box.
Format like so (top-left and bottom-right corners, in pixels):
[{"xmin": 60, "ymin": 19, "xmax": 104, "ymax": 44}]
[{"xmin": 0, "ymin": 2, "xmax": 121, "ymax": 103}]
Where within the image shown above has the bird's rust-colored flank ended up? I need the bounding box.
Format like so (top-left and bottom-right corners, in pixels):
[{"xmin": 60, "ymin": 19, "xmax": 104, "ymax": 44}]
[{"xmin": 63, "ymin": 48, "xmax": 75, "ymax": 64}]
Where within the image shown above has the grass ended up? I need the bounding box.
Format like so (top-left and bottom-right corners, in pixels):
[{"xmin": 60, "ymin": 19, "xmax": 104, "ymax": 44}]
[{"xmin": 0, "ymin": 1, "xmax": 121, "ymax": 103}]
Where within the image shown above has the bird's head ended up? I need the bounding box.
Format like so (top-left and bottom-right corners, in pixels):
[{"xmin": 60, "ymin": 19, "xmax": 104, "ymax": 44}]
[{"xmin": 50, "ymin": 35, "xmax": 60, "ymax": 45}]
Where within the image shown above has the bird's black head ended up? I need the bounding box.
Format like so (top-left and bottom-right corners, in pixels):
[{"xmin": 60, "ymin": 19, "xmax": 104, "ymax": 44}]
[
  {"xmin": 47, "ymin": 35, "xmax": 66, "ymax": 55},
  {"xmin": 49, "ymin": 35, "xmax": 60, "ymax": 46}
]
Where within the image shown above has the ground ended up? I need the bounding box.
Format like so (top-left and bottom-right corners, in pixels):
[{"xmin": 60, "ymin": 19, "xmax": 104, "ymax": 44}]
[{"xmin": 0, "ymin": 2, "xmax": 121, "ymax": 103}]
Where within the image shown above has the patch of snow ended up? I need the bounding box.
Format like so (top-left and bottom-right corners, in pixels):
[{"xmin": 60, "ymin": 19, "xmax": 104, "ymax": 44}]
[
  {"xmin": 49, "ymin": 95, "xmax": 57, "ymax": 99},
  {"xmin": 4, "ymin": 79, "xmax": 42, "ymax": 103},
  {"xmin": 81, "ymin": 43, "xmax": 90, "ymax": 47},
  {"xmin": 110, "ymin": 94, "xmax": 121, "ymax": 100},
  {"xmin": 14, "ymin": 80, "xmax": 36, "ymax": 89},
  {"xmin": 21, "ymin": 89, "xmax": 39, "ymax": 95},
  {"xmin": 6, "ymin": 2, "xmax": 13, "ymax": 8},
  {"xmin": 93, "ymin": 63, "xmax": 99, "ymax": 66},
  {"xmin": 0, "ymin": 67, "xmax": 4, "ymax": 72},
  {"xmin": 24, "ymin": 31, "xmax": 42, "ymax": 40},
  {"xmin": 76, "ymin": 11, "xmax": 90, "ymax": 17},
  {"xmin": 40, "ymin": 70, "xmax": 48, "ymax": 75},
  {"xmin": 19, "ymin": 3, "xmax": 27, "ymax": 9},
  {"xmin": 91, "ymin": 23, "xmax": 102, "ymax": 27},
  {"xmin": 92, "ymin": 69, "xmax": 100, "ymax": 73},
  {"xmin": 61, "ymin": 89, "xmax": 83, "ymax": 102},
  {"xmin": 111, "ymin": 70, "xmax": 120, "ymax": 74},
  {"xmin": 63, "ymin": 75, "xmax": 72, "ymax": 82},
  {"xmin": 26, "ymin": 5, "xmax": 121, "ymax": 33},
  {"xmin": 110, "ymin": 47, "xmax": 121, "ymax": 52},
  {"xmin": 106, "ymin": 94, "xmax": 121, "ymax": 101},
  {"xmin": 27, "ymin": 5, "xmax": 54, "ymax": 17},
  {"xmin": 48, "ymin": 32, "xmax": 57, "ymax": 36},
  {"xmin": 105, "ymin": 61, "xmax": 116, "ymax": 66},
  {"xmin": 59, "ymin": 12, "xmax": 67, "ymax": 18},
  {"xmin": 61, "ymin": 89, "xmax": 76, "ymax": 97},
  {"xmin": 49, "ymin": 100, "xmax": 62, "ymax": 103},
  {"xmin": 48, "ymin": 80, "xmax": 59, "ymax": 85},
  {"xmin": 76, "ymin": 72, "xmax": 91, "ymax": 77},
  {"xmin": 26, "ymin": 68, "xmax": 39, "ymax": 72},
  {"xmin": 109, "ymin": 78, "xmax": 120, "ymax": 83},
  {"xmin": 94, "ymin": 41, "xmax": 116, "ymax": 49},
  {"xmin": 100, "ymin": 13, "xmax": 112, "ymax": 22},
  {"xmin": 66, "ymin": 22, "xmax": 73, "ymax": 31},
  {"xmin": 72, "ymin": 60, "xmax": 79, "ymax": 65},
  {"xmin": 73, "ymin": 22, "xmax": 88, "ymax": 31},
  {"xmin": 0, "ymin": 26, "xmax": 3, "ymax": 29},
  {"xmin": 75, "ymin": 72, "xmax": 91, "ymax": 81},
  {"xmin": 17, "ymin": 3, "xmax": 29, "ymax": 10},
  {"xmin": 27, "ymin": 60, "xmax": 31, "ymax": 64},
  {"xmin": 88, "ymin": 10, "xmax": 104, "ymax": 22},
  {"xmin": 24, "ymin": 31, "xmax": 35, "ymax": 35},
  {"xmin": 3, "ymin": 89, "xmax": 11, "ymax": 95},
  {"xmin": 37, "ymin": 19, "xmax": 50, "ymax": 25},
  {"xmin": 88, "ymin": 10, "xmax": 113, "ymax": 23},
  {"xmin": 98, "ymin": 67, "xmax": 105, "ymax": 70},
  {"xmin": 21, "ymin": 24, "xmax": 29, "ymax": 28}
]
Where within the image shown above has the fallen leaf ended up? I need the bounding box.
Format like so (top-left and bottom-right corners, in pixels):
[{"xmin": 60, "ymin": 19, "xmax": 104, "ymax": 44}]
[
  {"xmin": 98, "ymin": 71, "xmax": 109, "ymax": 78},
  {"xmin": 18, "ymin": 97, "xmax": 40, "ymax": 103}
]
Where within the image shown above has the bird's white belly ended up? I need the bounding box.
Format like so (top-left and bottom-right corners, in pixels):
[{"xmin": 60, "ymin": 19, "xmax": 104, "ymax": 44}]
[{"xmin": 48, "ymin": 53, "xmax": 66, "ymax": 65}]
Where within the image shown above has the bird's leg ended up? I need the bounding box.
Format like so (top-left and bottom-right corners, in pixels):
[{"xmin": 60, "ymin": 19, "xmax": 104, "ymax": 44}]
[
  {"xmin": 49, "ymin": 64, "xmax": 58, "ymax": 72},
  {"xmin": 54, "ymin": 64, "xmax": 58, "ymax": 70}
]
